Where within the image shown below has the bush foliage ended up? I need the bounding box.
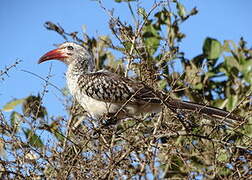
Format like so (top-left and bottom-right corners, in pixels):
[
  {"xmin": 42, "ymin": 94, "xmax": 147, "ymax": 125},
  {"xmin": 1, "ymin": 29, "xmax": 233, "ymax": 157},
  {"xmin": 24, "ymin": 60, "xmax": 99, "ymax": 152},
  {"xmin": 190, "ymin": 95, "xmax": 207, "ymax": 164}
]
[{"xmin": 0, "ymin": 0, "xmax": 251, "ymax": 179}]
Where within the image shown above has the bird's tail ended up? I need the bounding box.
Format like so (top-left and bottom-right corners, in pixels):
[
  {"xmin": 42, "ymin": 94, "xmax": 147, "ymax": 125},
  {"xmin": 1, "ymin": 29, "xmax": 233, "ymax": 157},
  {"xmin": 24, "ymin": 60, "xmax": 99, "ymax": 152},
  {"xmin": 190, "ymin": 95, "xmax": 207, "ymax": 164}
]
[
  {"xmin": 135, "ymin": 85, "xmax": 244, "ymax": 127},
  {"xmin": 164, "ymin": 98, "xmax": 244, "ymax": 127}
]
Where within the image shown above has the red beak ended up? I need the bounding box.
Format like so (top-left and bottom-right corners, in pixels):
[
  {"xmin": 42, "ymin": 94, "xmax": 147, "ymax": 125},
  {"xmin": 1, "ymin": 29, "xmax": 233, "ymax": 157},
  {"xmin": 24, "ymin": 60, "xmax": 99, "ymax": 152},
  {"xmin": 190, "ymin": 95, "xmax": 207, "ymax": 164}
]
[{"xmin": 38, "ymin": 48, "xmax": 68, "ymax": 64}]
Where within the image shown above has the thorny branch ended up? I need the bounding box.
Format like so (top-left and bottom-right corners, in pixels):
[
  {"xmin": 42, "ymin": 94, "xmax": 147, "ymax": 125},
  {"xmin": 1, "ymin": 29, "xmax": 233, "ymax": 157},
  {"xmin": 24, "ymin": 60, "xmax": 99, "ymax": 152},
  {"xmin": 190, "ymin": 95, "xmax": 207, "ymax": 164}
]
[
  {"xmin": 1, "ymin": 1, "xmax": 251, "ymax": 179},
  {"xmin": 0, "ymin": 59, "xmax": 22, "ymax": 80},
  {"xmin": 21, "ymin": 69, "xmax": 63, "ymax": 95}
]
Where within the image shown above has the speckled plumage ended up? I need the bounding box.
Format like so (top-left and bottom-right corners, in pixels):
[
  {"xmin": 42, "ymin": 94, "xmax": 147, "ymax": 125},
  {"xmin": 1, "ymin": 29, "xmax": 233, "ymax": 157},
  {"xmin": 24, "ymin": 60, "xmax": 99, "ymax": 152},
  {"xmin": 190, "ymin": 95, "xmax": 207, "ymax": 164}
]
[
  {"xmin": 66, "ymin": 58, "xmax": 161, "ymax": 118},
  {"xmin": 39, "ymin": 42, "xmax": 243, "ymax": 125}
]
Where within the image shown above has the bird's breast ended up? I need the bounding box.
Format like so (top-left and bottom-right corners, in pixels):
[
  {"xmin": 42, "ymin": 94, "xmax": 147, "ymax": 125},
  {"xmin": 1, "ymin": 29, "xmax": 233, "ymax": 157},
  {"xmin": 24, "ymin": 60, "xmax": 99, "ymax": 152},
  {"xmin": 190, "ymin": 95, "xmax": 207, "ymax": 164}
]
[
  {"xmin": 66, "ymin": 71, "xmax": 161, "ymax": 119},
  {"xmin": 66, "ymin": 72, "xmax": 121, "ymax": 118}
]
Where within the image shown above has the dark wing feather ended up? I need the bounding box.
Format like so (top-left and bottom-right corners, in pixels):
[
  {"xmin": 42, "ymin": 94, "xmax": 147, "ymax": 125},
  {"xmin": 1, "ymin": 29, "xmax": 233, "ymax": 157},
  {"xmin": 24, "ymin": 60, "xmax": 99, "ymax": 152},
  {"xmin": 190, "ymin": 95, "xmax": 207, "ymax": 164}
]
[
  {"xmin": 77, "ymin": 71, "xmax": 159, "ymax": 104},
  {"xmin": 77, "ymin": 71, "xmax": 243, "ymax": 125}
]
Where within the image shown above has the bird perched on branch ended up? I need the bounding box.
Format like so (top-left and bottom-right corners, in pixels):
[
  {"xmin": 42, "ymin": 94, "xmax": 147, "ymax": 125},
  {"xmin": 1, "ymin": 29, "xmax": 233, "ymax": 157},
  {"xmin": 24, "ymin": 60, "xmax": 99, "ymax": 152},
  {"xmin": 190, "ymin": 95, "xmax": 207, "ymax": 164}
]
[{"xmin": 38, "ymin": 42, "xmax": 243, "ymax": 127}]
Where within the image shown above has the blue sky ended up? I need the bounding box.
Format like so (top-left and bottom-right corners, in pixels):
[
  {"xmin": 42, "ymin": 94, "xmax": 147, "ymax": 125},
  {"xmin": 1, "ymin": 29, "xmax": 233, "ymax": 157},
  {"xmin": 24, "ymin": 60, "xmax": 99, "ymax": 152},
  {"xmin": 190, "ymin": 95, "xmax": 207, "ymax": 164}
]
[{"xmin": 1, "ymin": 0, "xmax": 252, "ymax": 117}]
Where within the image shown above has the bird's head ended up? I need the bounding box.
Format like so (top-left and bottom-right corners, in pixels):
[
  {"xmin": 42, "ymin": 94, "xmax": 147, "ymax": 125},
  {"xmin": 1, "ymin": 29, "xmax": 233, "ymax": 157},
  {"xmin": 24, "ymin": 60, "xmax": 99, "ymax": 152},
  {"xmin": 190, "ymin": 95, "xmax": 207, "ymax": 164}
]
[{"xmin": 38, "ymin": 42, "xmax": 91, "ymax": 66}]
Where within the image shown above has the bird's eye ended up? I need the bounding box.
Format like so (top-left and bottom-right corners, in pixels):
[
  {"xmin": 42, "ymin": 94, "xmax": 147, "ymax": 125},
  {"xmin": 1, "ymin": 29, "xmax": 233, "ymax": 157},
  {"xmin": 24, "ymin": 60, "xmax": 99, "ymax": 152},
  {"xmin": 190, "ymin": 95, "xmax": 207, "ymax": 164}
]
[{"xmin": 67, "ymin": 46, "xmax": 74, "ymax": 50}]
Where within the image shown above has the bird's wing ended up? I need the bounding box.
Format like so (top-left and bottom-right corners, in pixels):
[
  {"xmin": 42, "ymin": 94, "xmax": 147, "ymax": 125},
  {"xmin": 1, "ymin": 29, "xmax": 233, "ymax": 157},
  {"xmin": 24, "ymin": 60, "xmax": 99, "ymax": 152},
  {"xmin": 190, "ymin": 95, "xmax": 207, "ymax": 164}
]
[
  {"xmin": 76, "ymin": 71, "xmax": 243, "ymax": 126},
  {"xmin": 77, "ymin": 71, "xmax": 159, "ymax": 104}
]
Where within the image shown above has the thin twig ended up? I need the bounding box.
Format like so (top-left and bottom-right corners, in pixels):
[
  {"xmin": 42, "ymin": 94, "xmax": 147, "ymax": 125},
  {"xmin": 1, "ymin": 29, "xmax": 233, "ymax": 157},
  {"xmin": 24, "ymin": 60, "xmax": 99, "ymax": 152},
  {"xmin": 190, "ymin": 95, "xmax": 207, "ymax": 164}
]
[{"xmin": 21, "ymin": 69, "xmax": 64, "ymax": 95}]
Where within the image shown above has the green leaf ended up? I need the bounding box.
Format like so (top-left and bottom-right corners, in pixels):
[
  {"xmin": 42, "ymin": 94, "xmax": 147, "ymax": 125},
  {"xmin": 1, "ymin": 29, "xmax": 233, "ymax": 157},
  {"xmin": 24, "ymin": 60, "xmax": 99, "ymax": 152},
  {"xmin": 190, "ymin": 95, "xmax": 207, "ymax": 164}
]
[
  {"xmin": 224, "ymin": 56, "xmax": 240, "ymax": 71},
  {"xmin": 176, "ymin": 2, "xmax": 186, "ymax": 19},
  {"xmin": 213, "ymin": 99, "xmax": 228, "ymax": 109},
  {"xmin": 138, "ymin": 7, "xmax": 147, "ymax": 18},
  {"xmin": 164, "ymin": 155, "xmax": 187, "ymax": 178},
  {"xmin": 154, "ymin": 8, "xmax": 170, "ymax": 27},
  {"xmin": 2, "ymin": 98, "xmax": 25, "ymax": 112},
  {"xmin": 194, "ymin": 83, "xmax": 203, "ymax": 90},
  {"xmin": 240, "ymin": 58, "xmax": 252, "ymax": 74},
  {"xmin": 244, "ymin": 117, "xmax": 252, "ymax": 137},
  {"xmin": 205, "ymin": 71, "xmax": 217, "ymax": 78},
  {"xmin": 191, "ymin": 54, "xmax": 205, "ymax": 63},
  {"xmin": 158, "ymin": 79, "xmax": 167, "ymax": 90},
  {"xmin": 170, "ymin": 155, "xmax": 184, "ymax": 171},
  {"xmin": 227, "ymin": 95, "xmax": 238, "ymax": 111},
  {"xmin": 222, "ymin": 40, "xmax": 232, "ymax": 52},
  {"xmin": 244, "ymin": 71, "xmax": 252, "ymax": 84},
  {"xmin": 22, "ymin": 95, "xmax": 47, "ymax": 118},
  {"xmin": 142, "ymin": 24, "xmax": 160, "ymax": 56},
  {"xmin": 49, "ymin": 121, "xmax": 64, "ymax": 142},
  {"xmin": 23, "ymin": 129, "xmax": 44, "ymax": 148},
  {"xmin": 217, "ymin": 149, "xmax": 228, "ymax": 162},
  {"xmin": 10, "ymin": 111, "xmax": 22, "ymax": 134},
  {"xmin": 219, "ymin": 167, "xmax": 232, "ymax": 176},
  {"xmin": 203, "ymin": 37, "xmax": 222, "ymax": 60}
]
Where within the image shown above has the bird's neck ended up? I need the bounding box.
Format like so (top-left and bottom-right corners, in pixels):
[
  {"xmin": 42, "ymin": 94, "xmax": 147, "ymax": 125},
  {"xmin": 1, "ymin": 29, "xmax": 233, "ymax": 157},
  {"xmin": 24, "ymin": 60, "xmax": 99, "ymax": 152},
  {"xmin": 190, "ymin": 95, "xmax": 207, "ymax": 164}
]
[
  {"xmin": 67, "ymin": 56, "xmax": 94, "ymax": 77},
  {"xmin": 66, "ymin": 57, "xmax": 93, "ymax": 95}
]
